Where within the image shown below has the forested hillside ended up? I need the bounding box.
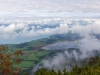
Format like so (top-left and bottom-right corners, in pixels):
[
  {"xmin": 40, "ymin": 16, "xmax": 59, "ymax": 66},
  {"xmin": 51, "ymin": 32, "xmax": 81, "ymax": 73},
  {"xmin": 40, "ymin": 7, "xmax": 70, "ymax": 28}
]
[{"xmin": 34, "ymin": 56, "xmax": 100, "ymax": 75}]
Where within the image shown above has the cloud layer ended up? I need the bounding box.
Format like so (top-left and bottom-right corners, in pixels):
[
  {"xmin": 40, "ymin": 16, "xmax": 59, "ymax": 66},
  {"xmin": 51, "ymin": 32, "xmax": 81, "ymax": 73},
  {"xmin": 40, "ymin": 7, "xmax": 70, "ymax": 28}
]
[
  {"xmin": 0, "ymin": 0, "xmax": 100, "ymax": 12},
  {"xmin": 0, "ymin": 18, "xmax": 100, "ymax": 44},
  {"xmin": 0, "ymin": 0, "xmax": 100, "ymax": 17}
]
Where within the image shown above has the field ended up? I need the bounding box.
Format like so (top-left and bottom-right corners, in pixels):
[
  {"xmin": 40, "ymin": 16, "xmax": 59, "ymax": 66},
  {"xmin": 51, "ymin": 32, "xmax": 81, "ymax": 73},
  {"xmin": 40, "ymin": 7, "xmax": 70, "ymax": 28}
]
[
  {"xmin": 13, "ymin": 50, "xmax": 50, "ymax": 71},
  {"xmin": 5, "ymin": 33, "xmax": 78, "ymax": 71}
]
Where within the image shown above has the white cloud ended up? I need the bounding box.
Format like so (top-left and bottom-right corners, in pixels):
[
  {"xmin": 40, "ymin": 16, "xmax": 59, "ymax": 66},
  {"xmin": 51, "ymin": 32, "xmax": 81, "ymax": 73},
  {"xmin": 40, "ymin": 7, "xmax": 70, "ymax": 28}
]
[
  {"xmin": 32, "ymin": 48, "xmax": 100, "ymax": 73},
  {"xmin": 79, "ymin": 36, "xmax": 100, "ymax": 51},
  {"xmin": 0, "ymin": 18, "xmax": 100, "ymax": 44},
  {"xmin": 71, "ymin": 19, "xmax": 100, "ymax": 36},
  {"xmin": 32, "ymin": 18, "xmax": 100, "ymax": 73},
  {"xmin": 0, "ymin": 0, "xmax": 100, "ymax": 17}
]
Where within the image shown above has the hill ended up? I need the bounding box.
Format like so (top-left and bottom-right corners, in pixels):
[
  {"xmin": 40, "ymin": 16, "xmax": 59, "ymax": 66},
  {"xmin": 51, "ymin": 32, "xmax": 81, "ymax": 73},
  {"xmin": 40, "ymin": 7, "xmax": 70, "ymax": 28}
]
[{"xmin": 4, "ymin": 33, "xmax": 81, "ymax": 73}]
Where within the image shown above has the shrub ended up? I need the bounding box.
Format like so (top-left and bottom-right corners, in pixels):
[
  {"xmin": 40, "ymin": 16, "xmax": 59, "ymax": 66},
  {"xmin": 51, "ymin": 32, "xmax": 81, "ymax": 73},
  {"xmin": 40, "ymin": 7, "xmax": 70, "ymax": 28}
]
[{"xmin": 0, "ymin": 45, "xmax": 23, "ymax": 75}]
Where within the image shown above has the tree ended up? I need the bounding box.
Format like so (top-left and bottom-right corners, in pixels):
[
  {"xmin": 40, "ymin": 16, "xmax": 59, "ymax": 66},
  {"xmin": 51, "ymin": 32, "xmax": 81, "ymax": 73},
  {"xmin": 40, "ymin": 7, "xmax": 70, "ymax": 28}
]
[
  {"xmin": 57, "ymin": 70, "xmax": 62, "ymax": 75},
  {"xmin": 0, "ymin": 45, "xmax": 23, "ymax": 75}
]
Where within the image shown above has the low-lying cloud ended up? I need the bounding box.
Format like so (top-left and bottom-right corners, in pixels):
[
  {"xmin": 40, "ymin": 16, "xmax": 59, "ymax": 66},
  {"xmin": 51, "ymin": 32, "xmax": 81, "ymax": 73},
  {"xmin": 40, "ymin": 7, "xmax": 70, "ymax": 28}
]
[
  {"xmin": 31, "ymin": 18, "xmax": 100, "ymax": 74},
  {"xmin": 0, "ymin": 18, "xmax": 100, "ymax": 44},
  {"xmin": 32, "ymin": 36, "xmax": 100, "ymax": 73},
  {"xmin": 32, "ymin": 49, "xmax": 100, "ymax": 73}
]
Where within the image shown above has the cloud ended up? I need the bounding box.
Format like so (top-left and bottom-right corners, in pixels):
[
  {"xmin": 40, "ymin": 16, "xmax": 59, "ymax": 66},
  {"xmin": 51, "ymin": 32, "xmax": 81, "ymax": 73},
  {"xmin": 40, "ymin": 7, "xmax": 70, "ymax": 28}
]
[
  {"xmin": 0, "ymin": 18, "xmax": 63, "ymax": 42},
  {"xmin": 31, "ymin": 18, "xmax": 100, "ymax": 73},
  {"xmin": 32, "ymin": 48, "xmax": 100, "ymax": 73},
  {"xmin": 38, "ymin": 35, "xmax": 100, "ymax": 72},
  {"xmin": 0, "ymin": 0, "xmax": 100, "ymax": 16},
  {"xmin": 79, "ymin": 36, "xmax": 100, "ymax": 51},
  {"xmin": 0, "ymin": 18, "xmax": 100, "ymax": 44}
]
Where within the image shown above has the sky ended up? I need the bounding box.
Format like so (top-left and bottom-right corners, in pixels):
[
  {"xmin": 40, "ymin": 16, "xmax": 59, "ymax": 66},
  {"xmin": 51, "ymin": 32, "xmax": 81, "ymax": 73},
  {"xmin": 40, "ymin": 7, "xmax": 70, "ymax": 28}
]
[
  {"xmin": 0, "ymin": 0, "xmax": 100, "ymax": 44},
  {"xmin": 0, "ymin": 0, "xmax": 100, "ymax": 17}
]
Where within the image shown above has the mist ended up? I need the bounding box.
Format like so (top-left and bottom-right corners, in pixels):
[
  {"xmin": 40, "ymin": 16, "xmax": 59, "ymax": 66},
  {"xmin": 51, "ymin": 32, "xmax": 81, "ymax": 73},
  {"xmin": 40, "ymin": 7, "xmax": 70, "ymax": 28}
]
[
  {"xmin": 32, "ymin": 49, "xmax": 100, "ymax": 74},
  {"xmin": 32, "ymin": 19, "xmax": 100, "ymax": 74}
]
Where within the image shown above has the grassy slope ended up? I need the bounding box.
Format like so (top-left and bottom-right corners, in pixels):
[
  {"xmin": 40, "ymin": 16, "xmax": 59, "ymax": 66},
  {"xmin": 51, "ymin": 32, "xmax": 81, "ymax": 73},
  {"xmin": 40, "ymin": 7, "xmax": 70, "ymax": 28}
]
[{"xmin": 5, "ymin": 33, "xmax": 79, "ymax": 71}]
